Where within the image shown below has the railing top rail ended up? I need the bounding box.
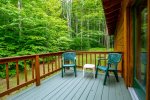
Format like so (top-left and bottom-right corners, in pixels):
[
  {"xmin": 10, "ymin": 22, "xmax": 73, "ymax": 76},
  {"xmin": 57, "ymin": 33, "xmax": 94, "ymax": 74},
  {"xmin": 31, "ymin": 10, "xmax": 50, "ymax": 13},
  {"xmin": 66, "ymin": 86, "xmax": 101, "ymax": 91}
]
[
  {"xmin": 63, "ymin": 50, "xmax": 123, "ymax": 53},
  {"xmin": 0, "ymin": 55, "xmax": 36, "ymax": 64},
  {"xmin": 0, "ymin": 51, "xmax": 123, "ymax": 64},
  {"xmin": 75, "ymin": 51, "xmax": 123, "ymax": 54},
  {"xmin": 38, "ymin": 51, "xmax": 64, "ymax": 57},
  {"xmin": 0, "ymin": 52, "xmax": 64, "ymax": 64}
]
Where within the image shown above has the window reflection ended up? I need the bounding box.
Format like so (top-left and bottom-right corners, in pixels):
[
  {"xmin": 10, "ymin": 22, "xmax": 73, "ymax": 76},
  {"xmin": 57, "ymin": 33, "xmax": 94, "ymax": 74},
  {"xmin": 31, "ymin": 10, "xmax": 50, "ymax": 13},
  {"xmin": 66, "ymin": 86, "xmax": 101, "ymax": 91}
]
[{"xmin": 136, "ymin": 7, "xmax": 147, "ymax": 89}]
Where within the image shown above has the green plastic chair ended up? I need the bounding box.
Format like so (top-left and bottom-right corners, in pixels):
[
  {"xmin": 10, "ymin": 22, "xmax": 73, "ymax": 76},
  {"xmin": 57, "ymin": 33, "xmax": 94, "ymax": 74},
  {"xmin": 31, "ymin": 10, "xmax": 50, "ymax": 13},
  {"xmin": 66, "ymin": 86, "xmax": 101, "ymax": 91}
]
[
  {"xmin": 61, "ymin": 52, "xmax": 77, "ymax": 77},
  {"xmin": 95, "ymin": 53, "xmax": 122, "ymax": 85}
]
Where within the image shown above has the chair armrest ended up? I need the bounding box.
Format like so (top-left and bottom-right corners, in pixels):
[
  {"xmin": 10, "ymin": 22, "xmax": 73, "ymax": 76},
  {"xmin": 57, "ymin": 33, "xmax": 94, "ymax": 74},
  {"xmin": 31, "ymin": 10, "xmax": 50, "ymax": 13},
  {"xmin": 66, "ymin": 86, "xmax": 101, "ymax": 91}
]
[
  {"xmin": 98, "ymin": 57, "xmax": 107, "ymax": 61},
  {"xmin": 97, "ymin": 57, "xmax": 108, "ymax": 66},
  {"xmin": 61, "ymin": 57, "xmax": 64, "ymax": 65},
  {"xmin": 74, "ymin": 57, "xmax": 76, "ymax": 65}
]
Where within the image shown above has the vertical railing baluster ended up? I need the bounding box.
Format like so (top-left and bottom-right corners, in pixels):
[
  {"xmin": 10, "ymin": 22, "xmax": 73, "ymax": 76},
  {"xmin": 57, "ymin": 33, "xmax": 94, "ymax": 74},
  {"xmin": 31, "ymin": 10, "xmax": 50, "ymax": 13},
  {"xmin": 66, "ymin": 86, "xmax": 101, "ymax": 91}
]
[
  {"xmin": 32, "ymin": 59, "xmax": 34, "ymax": 79},
  {"xmin": 86, "ymin": 53, "xmax": 87, "ymax": 64},
  {"xmin": 95, "ymin": 54, "xmax": 96, "ymax": 66},
  {"xmin": 48, "ymin": 58, "xmax": 50, "ymax": 73},
  {"xmin": 58, "ymin": 55, "xmax": 60, "ymax": 69},
  {"xmin": 78, "ymin": 54, "xmax": 80, "ymax": 67},
  {"xmin": 43, "ymin": 57, "xmax": 45, "ymax": 75},
  {"xmin": 6, "ymin": 63, "xmax": 9, "ymax": 89},
  {"xmin": 99, "ymin": 53, "xmax": 101, "ymax": 65},
  {"xmin": 104, "ymin": 54, "xmax": 106, "ymax": 66},
  {"xmin": 82, "ymin": 53, "xmax": 83, "ymax": 67},
  {"xmin": 24, "ymin": 60, "xmax": 27, "ymax": 82},
  {"xmin": 16, "ymin": 61, "xmax": 19, "ymax": 85},
  {"xmin": 55, "ymin": 56, "xmax": 57, "ymax": 70},
  {"xmin": 90, "ymin": 53, "xmax": 92, "ymax": 64},
  {"xmin": 52, "ymin": 62, "xmax": 54, "ymax": 71}
]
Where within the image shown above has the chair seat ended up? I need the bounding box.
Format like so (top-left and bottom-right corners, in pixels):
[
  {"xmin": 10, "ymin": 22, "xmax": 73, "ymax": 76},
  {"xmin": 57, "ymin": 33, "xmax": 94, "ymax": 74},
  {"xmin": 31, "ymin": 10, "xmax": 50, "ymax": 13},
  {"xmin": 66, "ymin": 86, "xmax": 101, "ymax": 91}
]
[
  {"xmin": 97, "ymin": 66, "xmax": 117, "ymax": 71},
  {"xmin": 97, "ymin": 66, "xmax": 107, "ymax": 71},
  {"xmin": 63, "ymin": 64, "xmax": 75, "ymax": 67}
]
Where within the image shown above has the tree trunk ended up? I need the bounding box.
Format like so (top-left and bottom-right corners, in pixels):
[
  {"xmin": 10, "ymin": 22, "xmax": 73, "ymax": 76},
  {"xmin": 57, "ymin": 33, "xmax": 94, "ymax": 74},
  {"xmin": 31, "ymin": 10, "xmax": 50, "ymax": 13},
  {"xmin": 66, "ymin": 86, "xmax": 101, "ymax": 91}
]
[
  {"xmin": 99, "ymin": 19, "xmax": 101, "ymax": 45},
  {"xmin": 18, "ymin": 0, "xmax": 22, "ymax": 38},
  {"xmin": 75, "ymin": 14, "xmax": 78, "ymax": 34}
]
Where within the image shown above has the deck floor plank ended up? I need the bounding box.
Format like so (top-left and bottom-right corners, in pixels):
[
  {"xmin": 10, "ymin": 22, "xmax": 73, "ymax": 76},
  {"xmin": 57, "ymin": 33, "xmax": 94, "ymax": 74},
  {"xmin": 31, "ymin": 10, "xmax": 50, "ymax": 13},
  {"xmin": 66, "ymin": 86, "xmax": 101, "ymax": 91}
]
[
  {"xmin": 120, "ymin": 78, "xmax": 132, "ymax": 100},
  {"xmin": 9, "ymin": 75, "xmax": 61, "ymax": 100},
  {"xmin": 93, "ymin": 75, "xmax": 104, "ymax": 100},
  {"xmin": 8, "ymin": 71, "xmax": 132, "ymax": 100},
  {"xmin": 78, "ymin": 76, "xmax": 95, "ymax": 100},
  {"xmin": 101, "ymin": 76, "xmax": 110, "ymax": 100},
  {"xmin": 23, "ymin": 74, "xmax": 73, "ymax": 100},
  {"xmin": 71, "ymin": 76, "xmax": 92, "ymax": 100},
  {"xmin": 62, "ymin": 77, "xmax": 87, "ymax": 100},
  {"xmin": 86, "ymin": 76, "xmax": 101, "ymax": 100},
  {"xmin": 43, "ymin": 73, "xmax": 83, "ymax": 100},
  {"xmin": 57, "ymin": 76, "xmax": 86, "ymax": 100},
  {"xmin": 114, "ymin": 77, "xmax": 124, "ymax": 100},
  {"xmin": 108, "ymin": 76, "xmax": 117, "ymax": 100}
]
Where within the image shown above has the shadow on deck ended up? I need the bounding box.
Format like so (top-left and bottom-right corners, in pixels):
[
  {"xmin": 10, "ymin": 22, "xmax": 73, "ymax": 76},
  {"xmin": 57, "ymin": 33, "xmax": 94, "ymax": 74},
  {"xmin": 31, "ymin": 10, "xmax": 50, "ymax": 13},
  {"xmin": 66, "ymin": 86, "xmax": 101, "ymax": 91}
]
[{"xmin": 8, "ymin": 71, "xmax": 132, "ymax": 100}]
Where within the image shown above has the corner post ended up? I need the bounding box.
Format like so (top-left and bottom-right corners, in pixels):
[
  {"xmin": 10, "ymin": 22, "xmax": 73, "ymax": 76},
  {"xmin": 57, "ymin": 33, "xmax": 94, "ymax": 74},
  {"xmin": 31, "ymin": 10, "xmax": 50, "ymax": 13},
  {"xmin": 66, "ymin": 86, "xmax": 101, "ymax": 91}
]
[{"xmin": 35, "ymin": 55, "xmax": 40, "ymax": 86}]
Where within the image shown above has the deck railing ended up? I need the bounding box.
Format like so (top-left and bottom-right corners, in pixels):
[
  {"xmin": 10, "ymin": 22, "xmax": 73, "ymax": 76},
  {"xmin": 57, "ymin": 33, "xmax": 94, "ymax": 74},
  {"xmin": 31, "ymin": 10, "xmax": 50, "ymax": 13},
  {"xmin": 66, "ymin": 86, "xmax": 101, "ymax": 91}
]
[{"xmin": 0, "ymin": 51, "xmax": 123, "ymax": 97}]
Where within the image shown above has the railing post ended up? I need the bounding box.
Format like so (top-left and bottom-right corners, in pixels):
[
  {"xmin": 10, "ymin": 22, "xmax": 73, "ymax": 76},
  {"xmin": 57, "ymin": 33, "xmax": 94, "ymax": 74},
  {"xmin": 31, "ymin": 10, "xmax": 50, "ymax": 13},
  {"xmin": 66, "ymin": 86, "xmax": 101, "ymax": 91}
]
[{"xmin": 35, "ymin": 55, "xmax": 40, "ymax": 86}]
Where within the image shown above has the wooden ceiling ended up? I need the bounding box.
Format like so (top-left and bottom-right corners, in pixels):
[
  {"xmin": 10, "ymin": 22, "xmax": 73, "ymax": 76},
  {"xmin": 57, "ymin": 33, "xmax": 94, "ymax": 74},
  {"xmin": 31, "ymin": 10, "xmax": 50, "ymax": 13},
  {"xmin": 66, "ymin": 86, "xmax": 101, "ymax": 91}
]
[{"xmin": 102, "ymin": 0, "xmax": 122, "ymax": 35}]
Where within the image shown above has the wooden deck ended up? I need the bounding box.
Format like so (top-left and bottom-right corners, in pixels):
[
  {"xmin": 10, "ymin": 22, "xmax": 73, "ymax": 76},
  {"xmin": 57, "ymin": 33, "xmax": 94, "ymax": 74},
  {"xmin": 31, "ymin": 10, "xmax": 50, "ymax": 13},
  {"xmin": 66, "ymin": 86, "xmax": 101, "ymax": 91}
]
[{"xmin": 8, "ymin": 71, "xmax": 132, "ymax": 100}]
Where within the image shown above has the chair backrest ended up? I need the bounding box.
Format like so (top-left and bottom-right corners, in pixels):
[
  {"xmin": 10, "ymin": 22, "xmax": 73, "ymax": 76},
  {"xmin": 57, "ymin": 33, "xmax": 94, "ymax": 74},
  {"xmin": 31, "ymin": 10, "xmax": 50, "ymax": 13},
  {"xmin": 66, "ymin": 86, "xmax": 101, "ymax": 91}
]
[
  {"xmin": 107, "ymin": 53, "xmax": 122, "ymax": 65},
  {"xmin": 62, "ymin": 52, "xmax": 76, "ymax": 62}
]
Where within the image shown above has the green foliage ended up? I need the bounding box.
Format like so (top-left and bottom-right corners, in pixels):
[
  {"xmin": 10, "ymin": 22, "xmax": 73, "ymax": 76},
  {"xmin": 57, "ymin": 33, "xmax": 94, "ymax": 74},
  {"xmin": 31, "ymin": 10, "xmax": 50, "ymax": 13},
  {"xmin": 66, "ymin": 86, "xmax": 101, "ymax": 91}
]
[
  {"xmin": 0, "ymin": 0, "xmax": 70, "ymax": 78},
  {"xmin": 63, "ymin": 0, "xmax": 106, "ymax": 50},
  {"xmin": 0, "ymin": 0, "xmax": 69, "ymax": 57},
  {"xmin": 0, "ymin": 0, "xmax": 106, "ymax": 78},
  {"xmin": 70, "ymin": 37, "xmax": 90, "ymax": 50}
]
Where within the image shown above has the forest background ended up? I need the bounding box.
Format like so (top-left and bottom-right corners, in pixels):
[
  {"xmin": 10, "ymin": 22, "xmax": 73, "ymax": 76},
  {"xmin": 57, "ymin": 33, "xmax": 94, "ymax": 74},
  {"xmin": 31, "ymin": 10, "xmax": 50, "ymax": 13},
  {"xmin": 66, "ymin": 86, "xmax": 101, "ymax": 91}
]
[{"xmin": 0, "ymin": 0, "xmax": 112, "ymax": 78}]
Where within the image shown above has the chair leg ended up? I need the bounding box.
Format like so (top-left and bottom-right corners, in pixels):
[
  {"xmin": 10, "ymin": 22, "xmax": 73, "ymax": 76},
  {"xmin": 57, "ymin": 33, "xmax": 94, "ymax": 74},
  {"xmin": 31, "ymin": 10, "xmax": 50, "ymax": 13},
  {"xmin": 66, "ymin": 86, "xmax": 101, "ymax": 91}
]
[
  {"xmin": 107, "ymin": 71, "xmax": 110, "ymax": 77},
  {"xmin": 113, "ymin": 71, "xmax": 119, "ymax": 82},
  {"xmin": 74, "ymin": 67, "xmax": 77, "ymax": 77},
  {"xmin": 93, "ymin": 68, "xmax": 95, "ymax": 78},
  {"xmin": 62, "ymin": 67, "xmax": 63, "ymax": 77},
  {"xmin": 64, "ymin": 67, "xmax": 65, "ymax": 73},
  {"xmin": 95, "ymin": 68, "xmax": 98, "ymax": 78},
  {"xmin": 103, "ymin": 70, "xmax": 108, "ymax": 85}
]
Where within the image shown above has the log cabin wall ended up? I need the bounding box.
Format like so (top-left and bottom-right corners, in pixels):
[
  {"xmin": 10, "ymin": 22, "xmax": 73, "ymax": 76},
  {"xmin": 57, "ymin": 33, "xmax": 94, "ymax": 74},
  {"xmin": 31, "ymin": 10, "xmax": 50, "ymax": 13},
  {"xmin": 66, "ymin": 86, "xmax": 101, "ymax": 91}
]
[
  {"xmin": 103, "ymin": 0, "xmax": 149, "ymax": 99},
  {"xmin": 114, "ymin": 0, "xmax": 150, "ymax": 100},
  {"xmin": 114, "ymin": 0, "xmax": 133, "ymax": 87}
]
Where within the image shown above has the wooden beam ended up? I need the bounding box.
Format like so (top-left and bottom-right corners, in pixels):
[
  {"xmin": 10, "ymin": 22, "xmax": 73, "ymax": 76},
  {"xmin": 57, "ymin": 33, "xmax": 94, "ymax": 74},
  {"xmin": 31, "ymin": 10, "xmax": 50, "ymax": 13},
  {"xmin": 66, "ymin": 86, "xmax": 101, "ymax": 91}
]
[
  {"xmin": 106, "ymin": 14, "xmax": 118, "ymax": 20},
  {"xmin": 106, "ymin": 17, "xmax": 118, "ymax": 23},
  {"xmin": 128, "ymin": 6, "xmax": 134, "ymax": 86},
  {"xmin": 103, "ymin": 0, "xmax": 121, "ymax": 7},
  {"xmin": 106, "ymin": 20, "xmax": 117, "ymax": 24},
  {"xmin": 105, "ymin": 8, "xmax": 120, "ymax": 15},
  {"xmin": 105, "ymin": 11, "xmax": 120, "ymax": 18},
  {"xmin": 107, "ymin": 26, "xmax": 115, "ymax": 29},
  {"xmin": 104, "ymin": 2, "xmax": 121, "ymax": 10}
]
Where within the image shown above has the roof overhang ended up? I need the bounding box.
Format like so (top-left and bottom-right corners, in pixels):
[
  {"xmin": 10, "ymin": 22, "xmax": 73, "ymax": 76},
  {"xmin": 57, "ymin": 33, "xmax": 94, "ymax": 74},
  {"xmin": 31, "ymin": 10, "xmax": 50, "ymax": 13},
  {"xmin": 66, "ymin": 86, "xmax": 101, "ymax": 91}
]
[{"xmin": 102, "ymin": 0, "xmax": 122, "ymax": 35}]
